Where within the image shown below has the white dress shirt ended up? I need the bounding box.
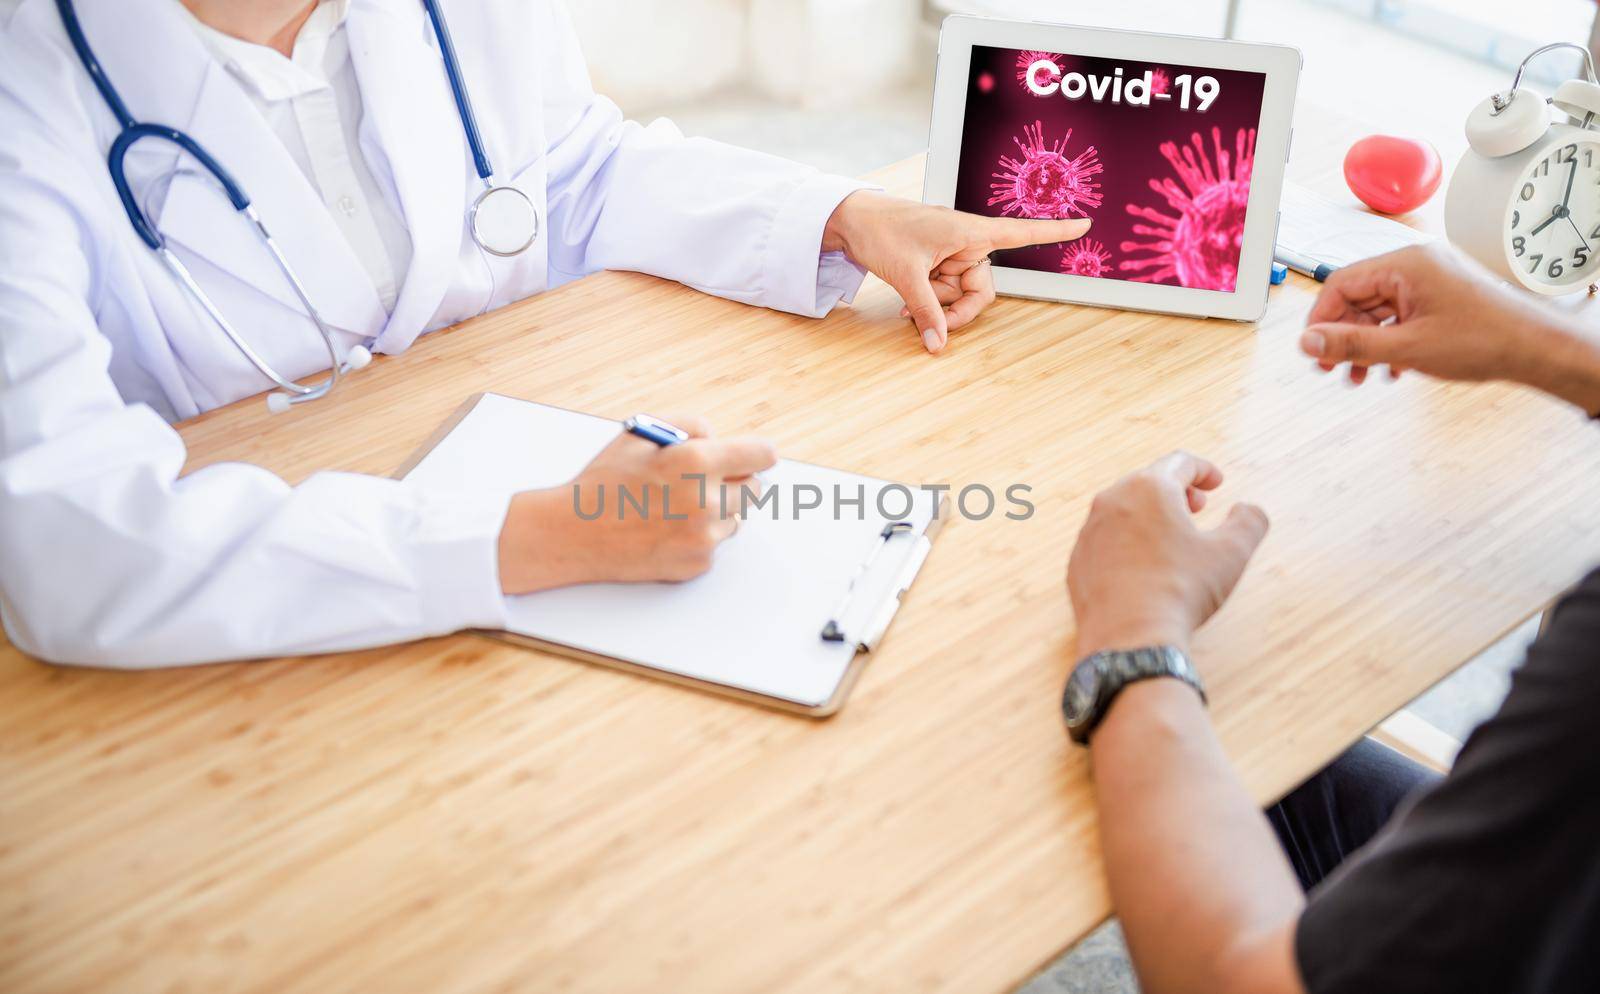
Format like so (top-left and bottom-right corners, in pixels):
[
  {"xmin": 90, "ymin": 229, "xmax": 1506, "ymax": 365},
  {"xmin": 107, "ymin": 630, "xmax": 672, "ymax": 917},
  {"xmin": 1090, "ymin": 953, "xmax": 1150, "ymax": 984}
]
[{"xmin": 182, "ymin": 0, "xmax": 412, "ymax": 311}]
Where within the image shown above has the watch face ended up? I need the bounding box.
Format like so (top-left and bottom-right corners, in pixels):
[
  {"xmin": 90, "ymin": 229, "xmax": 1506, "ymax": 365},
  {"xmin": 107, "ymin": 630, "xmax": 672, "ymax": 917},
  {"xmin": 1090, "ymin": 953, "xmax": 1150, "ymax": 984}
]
[
  {"xmin": 1063, "ymin": 658, "xmax": 1100, "ymax": 725},
  {"xmin": 1509, "ymin": 138, "xmax": 1600, "ymax": 289}
]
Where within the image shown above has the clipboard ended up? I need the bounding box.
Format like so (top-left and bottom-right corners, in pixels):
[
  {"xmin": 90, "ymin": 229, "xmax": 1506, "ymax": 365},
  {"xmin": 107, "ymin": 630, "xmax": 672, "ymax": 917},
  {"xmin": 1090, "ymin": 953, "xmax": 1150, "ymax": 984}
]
[{"xmin": 395, "ymin": 393, "xmax": 948, "ymax": 717}]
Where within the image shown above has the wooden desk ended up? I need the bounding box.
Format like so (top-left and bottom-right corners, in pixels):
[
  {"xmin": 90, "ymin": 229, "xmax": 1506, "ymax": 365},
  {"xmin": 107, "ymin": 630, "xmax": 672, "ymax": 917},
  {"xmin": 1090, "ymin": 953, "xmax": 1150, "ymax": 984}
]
[{"xmin": 5, "ymin": 103, "xmax": 1599, "ymax": 994}]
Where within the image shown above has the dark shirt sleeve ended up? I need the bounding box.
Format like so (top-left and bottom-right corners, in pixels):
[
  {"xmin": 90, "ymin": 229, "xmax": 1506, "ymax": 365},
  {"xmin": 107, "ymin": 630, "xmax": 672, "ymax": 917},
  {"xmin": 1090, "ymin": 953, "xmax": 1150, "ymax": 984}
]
[{"xmin": 1294, "ymin": 568, "xmax": 1600, "ymax": 994}]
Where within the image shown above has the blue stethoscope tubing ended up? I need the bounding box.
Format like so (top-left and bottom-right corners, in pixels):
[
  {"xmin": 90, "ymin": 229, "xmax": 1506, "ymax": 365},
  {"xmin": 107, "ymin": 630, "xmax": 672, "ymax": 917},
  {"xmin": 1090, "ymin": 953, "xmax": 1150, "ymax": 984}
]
[
  {"xmin": 419, "ymin": 0, "xmax": 540, "ymax": 258},
  {"xmin": 54, "ymin": 0, "xmax": 539, "ymax": 412}
]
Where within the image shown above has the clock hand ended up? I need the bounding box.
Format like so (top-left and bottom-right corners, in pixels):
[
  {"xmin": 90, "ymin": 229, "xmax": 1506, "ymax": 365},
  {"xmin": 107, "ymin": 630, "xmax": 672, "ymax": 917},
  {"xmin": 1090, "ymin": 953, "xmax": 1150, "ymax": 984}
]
[
  {"xmin": 1530, "ymin": 210, "xmax": 1563, "ymax": 236},
  {"xmin": 1566, "ymin": 214, "xmax": 1592, "ymax": 252},
  {"xmin": 1530, "ymin": 160, "xmax": 1582, "ymax": 239}
]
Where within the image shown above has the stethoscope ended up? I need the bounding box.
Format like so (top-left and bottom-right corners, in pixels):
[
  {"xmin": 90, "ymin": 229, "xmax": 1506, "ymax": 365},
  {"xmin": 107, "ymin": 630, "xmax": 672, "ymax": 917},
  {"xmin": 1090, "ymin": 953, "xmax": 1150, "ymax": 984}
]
[{"xmin": 55, "ymin": 0, "xmax": 540, "ymax": 412}]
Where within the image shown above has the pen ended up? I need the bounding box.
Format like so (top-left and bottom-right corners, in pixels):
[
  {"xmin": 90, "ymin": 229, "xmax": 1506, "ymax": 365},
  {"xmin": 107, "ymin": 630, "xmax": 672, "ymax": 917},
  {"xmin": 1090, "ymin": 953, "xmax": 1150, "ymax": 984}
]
[
  {"xmin": 1274, "ymin": 247, "xmax": 1339, "ymax": 282},
  {"xmin": 821, "ymin": 521, "xmax": 916, "ymax": 644},
  {"xmin": 622, "ymin": 413, "xmax": 689, "ymax": 447}
]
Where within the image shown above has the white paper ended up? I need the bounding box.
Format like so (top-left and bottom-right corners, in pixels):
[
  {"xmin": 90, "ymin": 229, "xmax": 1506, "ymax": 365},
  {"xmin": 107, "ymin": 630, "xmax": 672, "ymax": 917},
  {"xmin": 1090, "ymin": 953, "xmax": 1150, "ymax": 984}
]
[
  {"xmin": 403, "ymin": 394, "xmax": 936, "ymax": 708},
  {"xmin": 1277, "ymin": 181, "xmax": 1433, "ymax": 269}
]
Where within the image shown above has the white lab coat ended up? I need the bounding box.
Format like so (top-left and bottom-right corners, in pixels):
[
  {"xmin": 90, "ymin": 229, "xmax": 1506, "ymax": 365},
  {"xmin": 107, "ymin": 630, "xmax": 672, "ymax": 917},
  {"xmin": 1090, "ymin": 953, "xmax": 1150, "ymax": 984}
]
[{"xmin": 0, "ymin": 0, "xmax": 871, "ymax": 667}]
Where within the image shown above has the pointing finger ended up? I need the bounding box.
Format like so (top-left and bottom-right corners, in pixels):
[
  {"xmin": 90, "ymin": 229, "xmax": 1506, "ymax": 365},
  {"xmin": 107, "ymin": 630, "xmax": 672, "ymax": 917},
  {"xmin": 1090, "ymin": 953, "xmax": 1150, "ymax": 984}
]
[{"xmin": 983, "ymin": 216, "xmax": 1092, "ymax": 251}]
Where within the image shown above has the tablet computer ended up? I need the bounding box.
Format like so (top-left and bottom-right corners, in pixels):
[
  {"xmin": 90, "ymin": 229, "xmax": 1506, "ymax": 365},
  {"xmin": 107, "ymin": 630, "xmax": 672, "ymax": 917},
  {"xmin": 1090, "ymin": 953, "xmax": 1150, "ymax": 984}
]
[{"xmin": 925, "ymin": 17, "xmax": 1300, "ymax": 321}]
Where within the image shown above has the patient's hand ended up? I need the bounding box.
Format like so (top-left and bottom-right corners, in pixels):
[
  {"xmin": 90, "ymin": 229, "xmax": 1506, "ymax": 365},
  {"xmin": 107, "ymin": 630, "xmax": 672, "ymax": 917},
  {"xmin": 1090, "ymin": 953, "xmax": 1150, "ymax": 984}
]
[
  {"xmin": 1067, "ymin": 452, "xmax": 1268, "ymax": 658},
  {"xmin": 1301, "ymin": 245, "xmax": 1600, "ymax": 414},
  {"xmin": 823, "ymin": 191, "xmax": 1091, "ymax": 354}
]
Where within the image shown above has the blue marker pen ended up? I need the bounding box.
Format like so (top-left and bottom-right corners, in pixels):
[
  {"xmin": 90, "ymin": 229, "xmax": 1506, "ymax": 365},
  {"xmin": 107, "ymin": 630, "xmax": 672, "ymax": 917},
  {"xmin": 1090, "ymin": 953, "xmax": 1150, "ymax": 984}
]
[
  {"xmin": 1275, "ymin": 247, "xmax": 1339, "ymax": 282},
  {"xmin": 622, "ymin": 413, "xmax": 690, "ymax": 447}
]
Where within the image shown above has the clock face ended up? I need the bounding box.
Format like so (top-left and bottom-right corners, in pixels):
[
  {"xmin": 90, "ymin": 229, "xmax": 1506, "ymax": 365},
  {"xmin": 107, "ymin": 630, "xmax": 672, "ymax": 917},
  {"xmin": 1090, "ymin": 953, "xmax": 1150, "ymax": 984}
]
[{"xmin": 1508, "ymin": 138, "xmax": 1600, "ymax": 289}]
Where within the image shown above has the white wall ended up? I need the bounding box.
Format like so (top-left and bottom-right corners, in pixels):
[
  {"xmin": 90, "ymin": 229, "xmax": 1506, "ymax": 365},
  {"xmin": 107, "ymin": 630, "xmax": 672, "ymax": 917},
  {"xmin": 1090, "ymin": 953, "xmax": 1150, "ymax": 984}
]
[
  {"xmin": 748, "ymin": 0, "xmax": 921, "ymax": 108},
  {"xmin": 566, "ymin": 0, "xmax": 750, "ymax": 111},
  {"xmin": 927, "ymin": 0, "xmax": 1231, "ymax": 39},
  {"xmin": 569, "ymin": 0, "xmax": 922, "ymax": 115}
]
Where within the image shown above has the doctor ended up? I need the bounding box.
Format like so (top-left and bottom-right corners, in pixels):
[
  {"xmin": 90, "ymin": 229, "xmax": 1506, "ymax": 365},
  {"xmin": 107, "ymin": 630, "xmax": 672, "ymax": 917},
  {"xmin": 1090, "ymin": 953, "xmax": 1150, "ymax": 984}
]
[{"xmin": 0, "ymin": 0, "xmax": 1089, "ymax": 667}]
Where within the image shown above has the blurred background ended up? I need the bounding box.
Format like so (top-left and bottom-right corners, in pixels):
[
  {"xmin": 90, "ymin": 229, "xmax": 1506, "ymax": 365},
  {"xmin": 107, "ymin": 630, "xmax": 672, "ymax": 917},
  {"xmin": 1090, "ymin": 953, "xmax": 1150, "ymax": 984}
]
[{"xmin": 573, "ymin": 0, "xmax": 1599, "ymax": 176}]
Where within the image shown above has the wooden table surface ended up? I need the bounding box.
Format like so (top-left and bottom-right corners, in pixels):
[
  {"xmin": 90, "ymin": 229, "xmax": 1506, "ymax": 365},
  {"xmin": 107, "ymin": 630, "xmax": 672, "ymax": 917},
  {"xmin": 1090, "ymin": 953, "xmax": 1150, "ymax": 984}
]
[{"xmin": 5, "ymin": 102, "xmax": 1600, "ymax": 994}]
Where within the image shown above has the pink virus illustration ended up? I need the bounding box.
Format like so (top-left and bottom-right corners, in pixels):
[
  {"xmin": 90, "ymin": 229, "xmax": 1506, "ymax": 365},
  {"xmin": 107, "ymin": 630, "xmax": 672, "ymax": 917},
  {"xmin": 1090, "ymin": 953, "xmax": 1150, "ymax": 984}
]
[
  {"xmin": 1150, "ymin": 68, "xmax": 1171, "ymax": 96},
  {"xmin": 1016, "ymin": 50, "xmax": 1064, "ymax": 92},
  {"xmin": 988, "ymin": 121, "xmax": 1105, "ymax": 219},
  {"xmin": 1119, "ymin": 127, "xmax": 1257, "ymax": 292},
  {"xmin": 1061, "ymin": 238, "xmax": 1113, "ymax": 278},
  {"xmin": 976, "ymin": 71, "xmax": 996, "ymax": 94}
]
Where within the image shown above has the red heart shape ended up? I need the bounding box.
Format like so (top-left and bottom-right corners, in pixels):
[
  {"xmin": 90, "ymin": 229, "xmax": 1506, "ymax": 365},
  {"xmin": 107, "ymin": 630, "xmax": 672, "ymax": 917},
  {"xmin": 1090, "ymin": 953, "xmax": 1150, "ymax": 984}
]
[{"xmin": 1342, "ymin": 135, "xmax": 1443, "ymax": 215}]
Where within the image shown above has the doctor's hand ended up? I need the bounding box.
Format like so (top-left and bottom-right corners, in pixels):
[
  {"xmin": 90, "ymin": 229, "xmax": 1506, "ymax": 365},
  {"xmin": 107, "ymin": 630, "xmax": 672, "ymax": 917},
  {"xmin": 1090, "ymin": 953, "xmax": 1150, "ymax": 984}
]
[
  {"xmin": 823, "ymin": 191, "xmax": 1092, "ymax": 354},
  {"xmin": 497, "ymin": 416, "xmax": 777, "ymax": 594},
  {"xmin": 1067, "ymin": 452, "xmax": 1269, "ymax": 659}
]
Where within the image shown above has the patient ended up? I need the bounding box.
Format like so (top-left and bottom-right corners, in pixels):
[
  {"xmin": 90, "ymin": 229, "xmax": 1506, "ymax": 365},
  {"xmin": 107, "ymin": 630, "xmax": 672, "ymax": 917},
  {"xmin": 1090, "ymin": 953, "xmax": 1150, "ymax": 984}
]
[{"xmin": 1060, "ymin": 244, "xmax": 1600, "ymax": 994}]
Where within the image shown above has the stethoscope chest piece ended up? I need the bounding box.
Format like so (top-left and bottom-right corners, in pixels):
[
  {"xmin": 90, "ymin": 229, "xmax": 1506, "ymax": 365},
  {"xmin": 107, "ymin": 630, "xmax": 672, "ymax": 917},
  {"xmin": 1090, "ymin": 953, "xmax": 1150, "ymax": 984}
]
[{"xmin": 469, "ymin": 184, "xmax": 538, "ymax": 257}]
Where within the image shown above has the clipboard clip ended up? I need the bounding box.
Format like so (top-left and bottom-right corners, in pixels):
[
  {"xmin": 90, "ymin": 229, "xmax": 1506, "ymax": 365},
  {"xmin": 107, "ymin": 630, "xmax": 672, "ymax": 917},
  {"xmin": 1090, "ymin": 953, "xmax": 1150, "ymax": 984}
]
[{"xmin": 820, "ymin": 520, "xmax": 931, "ymax": 651}]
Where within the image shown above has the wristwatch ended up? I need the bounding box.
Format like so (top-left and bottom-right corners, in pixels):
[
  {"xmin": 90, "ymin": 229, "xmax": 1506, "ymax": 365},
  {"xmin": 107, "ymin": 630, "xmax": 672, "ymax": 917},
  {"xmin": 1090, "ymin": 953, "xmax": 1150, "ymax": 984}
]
[{"xmin": 1061, "ymin": 645, "xmax": 1206, "ymax": 744}]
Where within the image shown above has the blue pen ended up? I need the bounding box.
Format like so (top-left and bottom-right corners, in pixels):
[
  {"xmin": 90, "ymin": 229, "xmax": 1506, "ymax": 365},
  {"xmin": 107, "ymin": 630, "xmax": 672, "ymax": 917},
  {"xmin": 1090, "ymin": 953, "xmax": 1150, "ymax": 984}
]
[
  {"xmin": 622, "ymin": 413, "xmax": 689, "ymax": 447},
  {"xmin": 1275, "ymin": 247, "xmax": 1339, "ymax": 282}
]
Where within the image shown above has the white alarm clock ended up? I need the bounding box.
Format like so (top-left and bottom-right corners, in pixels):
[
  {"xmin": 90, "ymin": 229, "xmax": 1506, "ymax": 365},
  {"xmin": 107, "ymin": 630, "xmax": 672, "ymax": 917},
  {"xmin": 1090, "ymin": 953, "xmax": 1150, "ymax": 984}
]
[{"xmin": 1446, "ymin": 42, "xmax": 1600, "ymax": 295}]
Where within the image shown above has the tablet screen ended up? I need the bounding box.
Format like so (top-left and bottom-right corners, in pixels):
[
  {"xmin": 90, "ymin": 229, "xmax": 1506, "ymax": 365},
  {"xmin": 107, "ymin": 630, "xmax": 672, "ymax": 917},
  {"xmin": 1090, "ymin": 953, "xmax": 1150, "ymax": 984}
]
[{"xmin": 954, "ymin": 46, "xmax": 1267, "ymax": 293}]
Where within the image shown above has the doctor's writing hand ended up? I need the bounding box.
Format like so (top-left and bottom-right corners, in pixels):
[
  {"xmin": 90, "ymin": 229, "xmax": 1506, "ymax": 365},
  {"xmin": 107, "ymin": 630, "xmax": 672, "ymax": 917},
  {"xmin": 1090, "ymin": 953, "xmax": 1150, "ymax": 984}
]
[
  {"xmin": 1301, "ymin": 244, "xmax": 1600, "ymax": 415},
  {"xmin": 497, "ymin": 416, "xmax": 777, "ymax": 595},
  {"xmin": 823, "ymin": 191, "xmax": 1092, "ymax": 353},
  {"xmin": 1067, "ymin": 452, "xmax": 1269, "ymax": 659}
]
